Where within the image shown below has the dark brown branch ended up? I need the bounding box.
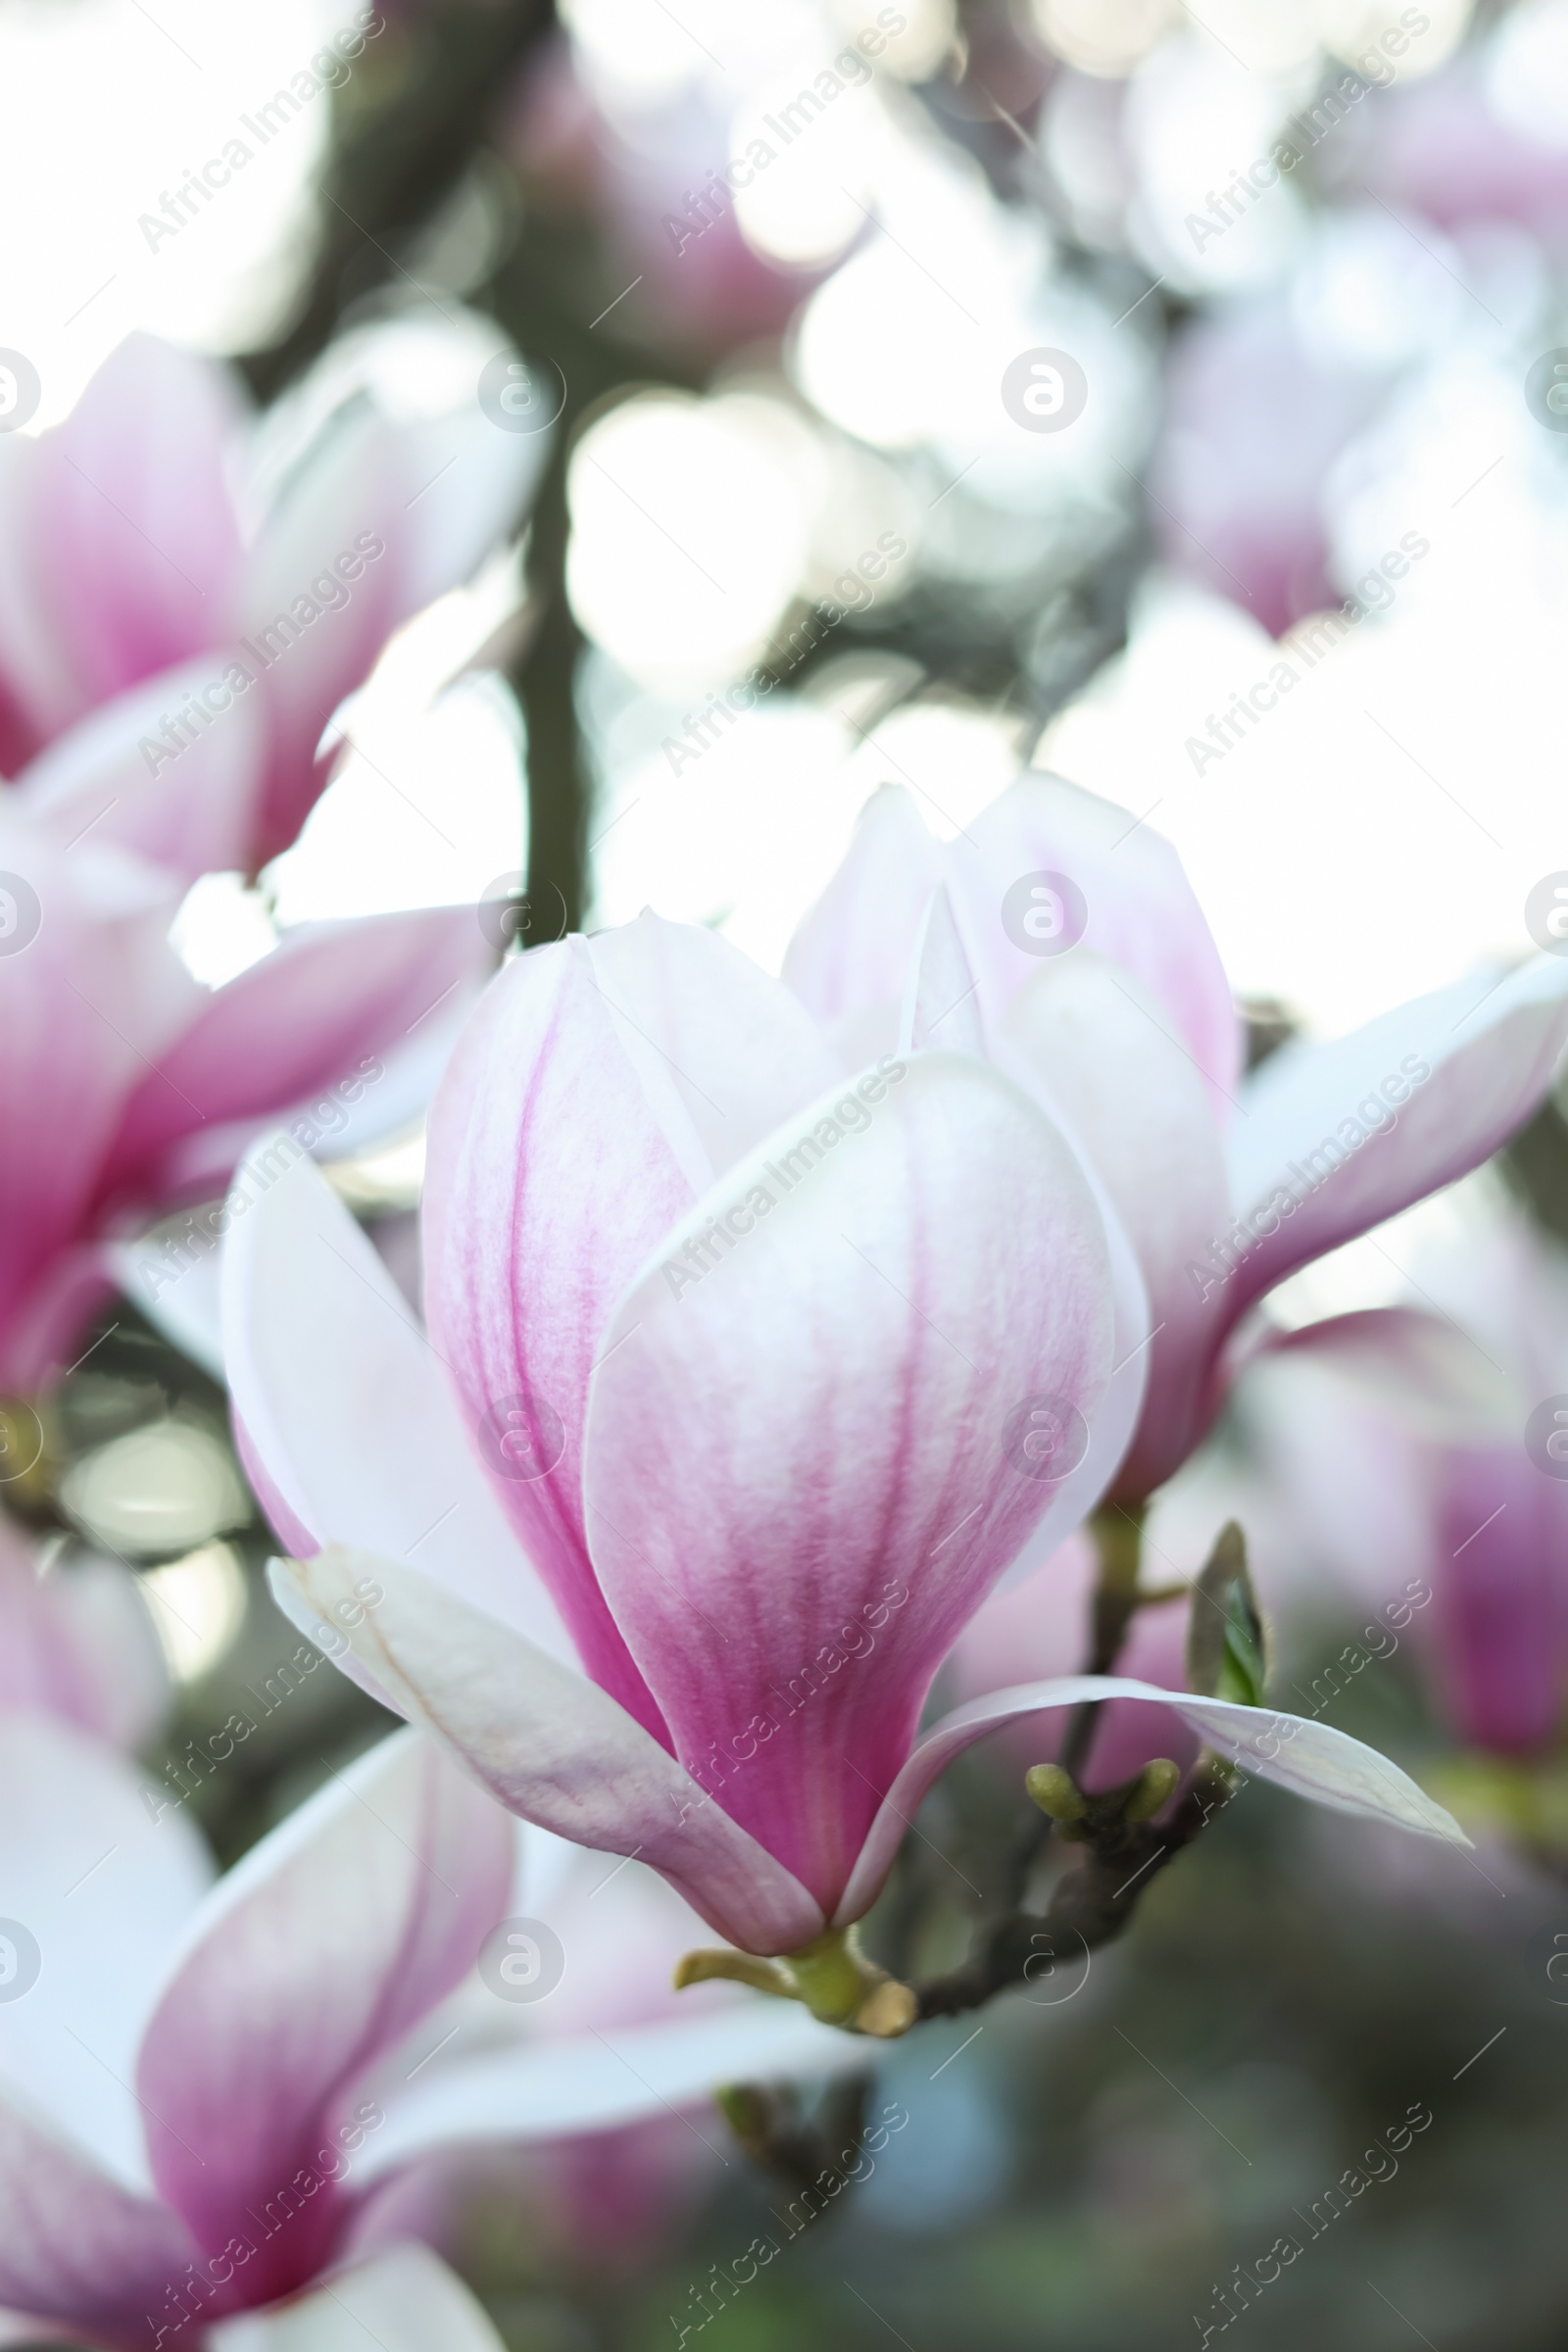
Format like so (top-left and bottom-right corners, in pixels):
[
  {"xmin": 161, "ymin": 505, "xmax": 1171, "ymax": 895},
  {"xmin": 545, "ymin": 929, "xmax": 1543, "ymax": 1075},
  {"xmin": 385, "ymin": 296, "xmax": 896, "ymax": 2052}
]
[{"xmin": 911, "ymin": 1766, "xmax": 1231, "ymax": 2022}]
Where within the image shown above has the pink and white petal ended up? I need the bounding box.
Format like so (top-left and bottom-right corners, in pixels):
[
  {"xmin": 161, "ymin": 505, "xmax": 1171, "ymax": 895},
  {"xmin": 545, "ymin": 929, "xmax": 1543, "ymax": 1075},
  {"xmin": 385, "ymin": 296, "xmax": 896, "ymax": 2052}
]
[
  {"xmin": 782, "ymin": 784, "xmax": 944, "ymax": 1029},
  {"xmin": 948, "ymin": 772, "xmax": 1242, "ymax": 1113},
  {"xmin": 1235, "ymin": 1306, "xmax": 1507, "ymax": 1613},
  {"xmin": 583, "ymin": 1053, "xmax": 1116, "ymax": 1916},
  {"xmin": 363, "ymin": 2003, "xmax": 866, "ymax": 2183},
  {"xmin": 238, "ymin": 417, "xmax": 410, "ymax": 868},
  {"xmin": 902, "ymin": 906, "xmax": 1152, "ymax": 1584},
  {"xmin": 946, "ymin": 1538, "xmax": 1200, "ymax": 1790},
  {"xmin": 0, "ymin": 1519, "xmax": 167, "ymax": 1750},
  {"xmin": 16, "ymin": 654, "xmax": 264, "ymax": 884},
  {"xmin": 154, "ymin": 974, "xmax": 482, "ymax": 1212},
  {"xmin": 210, "ymin": 2245, "xmax": 509, "ymax": 2352},
  {"xmin": 988, "ymin": 1159, "xmax": 1150, "ymax": 1595},
  {"xmin": 33, "ymin": 336, "xmax": 245, "ymax": 716},
  {"xmin": 100, "ymin": 906, "xmax": 488, "ymax": 1207},
  {"xmin": 835, "ymin": 1674, "xmax": 1467, "ymax": 1926},
  {"xmin": 137, "ymin": 1730, "xmax": 513, "ymax": 2281},
  {"xmin": 422, "ymin": 941, "xmax": 699, "ymax": 1727},
  {"xmin": 0, "ymin": 1715, "xmax": 212, "ymax": 2190},
  {"xmin": 0, "ymin": 433, "xmax": 74, "ymax": 750},
  {"xmin": 274, "ymin": 1546, "xmax": 824, "ymax": 1958},
  {"xmin": 0, "ymin": 2100, "xmax": 205, "ymax": 2342},
  {"xmin": 1224, "ymin": 956, "xmax": 1568, "ymax": 1319},
  {"xmin": 998, "ymin": 951, "xmax": 1234, "ymax": 1502},
  {"xmin": 0, "ymin": 817, "xmax": 195, "ymax": 1364},
  {"xmin": 1428, "ymin": 1443, "xmax": 1568, "ymax": 1753},
  {"xmin": 585, "ymin": 911, "xmax": 843, "ymax": 1183},
  {"xmin": 221, "ymin": 1139, "xmax": 570, "ymax": 1657}
]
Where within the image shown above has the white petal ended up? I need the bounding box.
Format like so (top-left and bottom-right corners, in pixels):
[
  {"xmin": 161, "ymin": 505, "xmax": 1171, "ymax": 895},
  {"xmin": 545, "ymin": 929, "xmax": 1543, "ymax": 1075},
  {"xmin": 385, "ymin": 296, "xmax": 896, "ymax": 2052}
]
[
  {"xmin": 208, "ymin": 2245, "xmax": 508, "ymax": 2352},
  {"xmin": 221, "ymin": 1140, "xmax": 572, "ymax": 1660},
  {"xmin": 835, "ymin": 1673, "xmax": 1468, "ymax": 1925},
  {"xmin": 364, "ymin": 2004, "xmax": 871, "ymax": 2181}
]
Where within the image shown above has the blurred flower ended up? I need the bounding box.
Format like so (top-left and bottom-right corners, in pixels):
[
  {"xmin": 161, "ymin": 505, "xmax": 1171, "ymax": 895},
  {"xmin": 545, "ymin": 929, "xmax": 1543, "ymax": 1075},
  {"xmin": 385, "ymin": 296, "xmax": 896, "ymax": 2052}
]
[
  {"xmin": 1239, "ymin": 1209, "xmax": 1568, "ymax": 1756},
  {"xmin": 0, "ymin": 1720, "xmax": 514, "ymax": 2343},
  {"xmin": 949, "ymin": 1530, "xmax": 1199, "ymax": 1791},
  {"xmin": 355, "ymin": 1826, "xmax": 851, "ymax": 2267},
  {"xmin": 0, "ymin": 797, "xmax": 488, "ymax": 1390},
  {"xmin": 0, "ymin": 321, "xmax": 544, "ymax": 870},
  {"xmin": 226, "ymin": 910, "xmax": 1463, "ymax": 2018},
  {"xmin": 0, "ymin": 1511, "xmax": 167, "ymax": 1750},
  {"xmin": 783, "ymin": 769, "xmax": 1568, "ymax": 1501}
]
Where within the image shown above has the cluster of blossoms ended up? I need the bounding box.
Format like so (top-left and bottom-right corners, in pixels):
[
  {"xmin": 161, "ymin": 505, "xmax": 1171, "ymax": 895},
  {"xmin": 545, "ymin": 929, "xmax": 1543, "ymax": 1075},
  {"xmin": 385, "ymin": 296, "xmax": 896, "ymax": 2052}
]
[{"xmin": 4, "ymin": 301, "xmax": 1568, "ymax": 2342}]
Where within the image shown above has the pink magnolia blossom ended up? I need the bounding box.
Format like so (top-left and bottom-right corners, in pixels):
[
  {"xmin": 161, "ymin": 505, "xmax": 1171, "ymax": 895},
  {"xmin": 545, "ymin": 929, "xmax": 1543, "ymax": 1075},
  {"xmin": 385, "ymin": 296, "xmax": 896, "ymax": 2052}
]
[
  {"xmin": 1238, "ymin": 1210, "xmax": 1568, "ymax": 1756},
  {"xmin": 783, "ymin": 772, "xmax": 1568, "ymax": 1508},
  {"xmin": 0, "ymin": 1511, "xmax": 168, "ymax": 1750},
  {"xmin": 355, "ymin": 1825, "xmax": 856, "ymax": 2264},
  {"xmin": 0, "ymin": 328, "xmax": 544, "ymax": 870},
  {"xmin": 223, "ymin": 909, "xmax": 1464, "ymax": 1998},
  {"xmin": 0, "ymin": 1715, "xmax": 858, "ymax": 2347},
  {"xmin": 0, "ymin": 797, "xmax": 489, "ymax": 1390},
  {"xmin": 0, "ymin": 1716, "xmax": 508, "ymax": 2347}
]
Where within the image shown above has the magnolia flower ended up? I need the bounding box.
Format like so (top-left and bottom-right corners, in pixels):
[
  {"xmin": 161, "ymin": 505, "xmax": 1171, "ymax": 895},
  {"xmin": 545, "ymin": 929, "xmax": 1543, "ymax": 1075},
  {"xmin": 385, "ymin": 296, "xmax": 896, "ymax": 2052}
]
[
  {"xmin": 0, "ymin": 1714, "xmax": 507, "ymax": 2346},
  {"xmin": 0, "ymin": 797, "xmax": 487, "ymax": 1390},
  {"xmin": 0, "ymin": 1714, "xmax": 857, "ymax": 2346},
  {"xmin": 225, "ymin": 910, "xmax": 1464, "ymax": 2025},
  {"xmin": 352, "ymin": 1824, "xmax": 859, "ymax": 2263},
  {"xmin": 1238, "ymin": 1207, "xmax": 1568, "ymax": 1757},
  {"xmin": 0, "ymin": 326, "xmax": 545, "ymax": 870},
  {"xmin": 0, "ymin": 1510, "xmax": 168, "ymax": 1750},
  {"xmin": 783, "ymin": 771, "xmax": 1568, "ymax": 1508}
]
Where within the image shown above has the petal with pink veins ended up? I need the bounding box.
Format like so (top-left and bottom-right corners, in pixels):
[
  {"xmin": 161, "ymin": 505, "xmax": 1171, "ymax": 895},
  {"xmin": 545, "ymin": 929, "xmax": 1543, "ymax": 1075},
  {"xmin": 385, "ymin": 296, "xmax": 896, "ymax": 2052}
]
[
  {"xmin": 273, "ymin": 1546, "xmax": 825, "ymax": 1959},
  {"xmin": 583, "ymin": 1052, "xmax": 1117, "ymax": 1915},
  {"xmin": 137, "ymin": 1731, "xmax": 513, "ymax": 2293},
  {"xmin": 422, "ymin": 939, "xmax": 703, "ymax": 1729},
  {"xmin": 221, "ymin": 1139, "xmax": 571, "ymax": 1659},
  {"xmin": 0, "ymin": 2101, "xmax": 204, "ymax": 2343}
]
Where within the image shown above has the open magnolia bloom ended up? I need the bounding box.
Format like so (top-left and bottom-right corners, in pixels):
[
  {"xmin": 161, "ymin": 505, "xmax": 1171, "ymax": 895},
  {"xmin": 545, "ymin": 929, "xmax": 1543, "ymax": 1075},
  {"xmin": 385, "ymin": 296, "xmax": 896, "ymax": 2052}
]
[
  {"xmin": 0, "ymin": 326, "xmax": 546, "ymax": 870},
  {"xmin": 0, "ymin": 1716, "xmax": 505, "ymax": 2346},
  {"xmin": 783, "ymin": 772, "xmax": 1568, "ymax": 1506},
  {"xmin": 0, "ymin": 797, "xmax": 488, "ymax": 1391},
  {"xmin": 0, "ymin": 1510, "xmax": 168, "ymax": 1751},
  {"xmin": 0, "ymin": 1715, "xmax": 842, "ymax": 2348},
  {"xmin": 225, "ymin": 912, "xmax": 1465, "ymax": 2032}
]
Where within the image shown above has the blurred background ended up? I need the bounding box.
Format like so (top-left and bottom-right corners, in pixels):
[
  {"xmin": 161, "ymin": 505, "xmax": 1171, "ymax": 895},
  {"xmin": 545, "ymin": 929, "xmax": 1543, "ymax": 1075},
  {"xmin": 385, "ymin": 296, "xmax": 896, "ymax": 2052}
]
[{"xmin": 8, "ymin": 0, "xmax": 1568, "ymax": 2341}]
